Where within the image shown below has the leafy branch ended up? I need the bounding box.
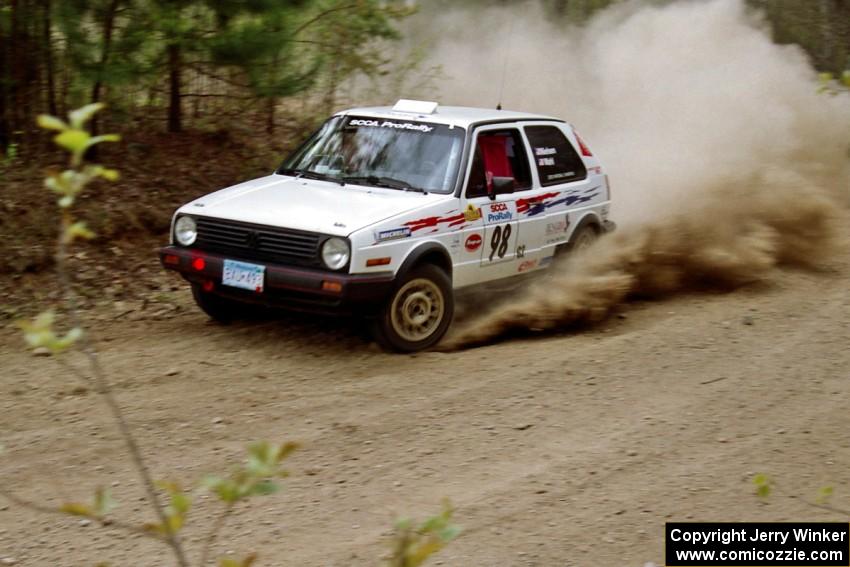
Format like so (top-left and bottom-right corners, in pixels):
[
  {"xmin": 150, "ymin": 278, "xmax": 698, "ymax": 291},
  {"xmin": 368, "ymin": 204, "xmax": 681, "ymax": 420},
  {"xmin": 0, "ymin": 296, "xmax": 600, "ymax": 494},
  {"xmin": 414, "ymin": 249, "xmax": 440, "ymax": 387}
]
[{"xmin": 6, "ymin": 103, "xmax": 297, "ymax": 567}]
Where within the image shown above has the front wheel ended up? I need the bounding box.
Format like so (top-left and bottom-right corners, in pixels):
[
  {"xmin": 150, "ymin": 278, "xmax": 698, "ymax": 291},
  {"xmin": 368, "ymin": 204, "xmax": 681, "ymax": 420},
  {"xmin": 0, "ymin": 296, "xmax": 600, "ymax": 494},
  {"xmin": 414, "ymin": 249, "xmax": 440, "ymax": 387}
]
[{"xmin": 373, "ymin": 264, "xmax": 454, "ymax": 352}]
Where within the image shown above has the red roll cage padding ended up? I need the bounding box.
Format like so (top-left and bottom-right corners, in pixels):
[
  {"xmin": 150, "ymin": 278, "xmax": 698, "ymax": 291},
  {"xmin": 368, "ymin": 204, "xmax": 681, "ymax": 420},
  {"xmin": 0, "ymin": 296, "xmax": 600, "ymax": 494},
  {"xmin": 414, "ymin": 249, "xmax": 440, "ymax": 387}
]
[{"xmin": 478, "ymin": 135, "xmax": 513, "ymax": 192}]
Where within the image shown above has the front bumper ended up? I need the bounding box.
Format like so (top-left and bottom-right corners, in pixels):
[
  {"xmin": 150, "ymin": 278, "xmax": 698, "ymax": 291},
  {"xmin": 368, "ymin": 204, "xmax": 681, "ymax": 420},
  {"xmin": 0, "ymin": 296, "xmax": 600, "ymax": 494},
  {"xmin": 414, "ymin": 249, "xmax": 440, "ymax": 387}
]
[{"xmin": 159, "ymin": 246, "xmax": 395, "ymax": 315}]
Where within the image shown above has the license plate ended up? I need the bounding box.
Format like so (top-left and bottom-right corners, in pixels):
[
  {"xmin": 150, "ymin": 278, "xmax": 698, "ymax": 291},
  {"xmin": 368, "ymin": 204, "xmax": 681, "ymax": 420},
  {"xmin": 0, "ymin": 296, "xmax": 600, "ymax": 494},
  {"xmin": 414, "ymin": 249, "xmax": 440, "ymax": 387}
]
[{"xmin": 222, "ymin": 259, "xmax": 265, "ymax": 292}]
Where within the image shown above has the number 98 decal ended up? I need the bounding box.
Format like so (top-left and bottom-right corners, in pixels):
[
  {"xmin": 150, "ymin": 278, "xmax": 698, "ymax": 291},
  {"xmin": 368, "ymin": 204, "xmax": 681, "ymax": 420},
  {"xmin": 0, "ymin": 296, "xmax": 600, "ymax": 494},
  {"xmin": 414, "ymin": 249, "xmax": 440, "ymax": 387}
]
[
  {"xmin": 480, "ymin": 200, "xmax": 519, "ymax": 265},
  {"xmin": 482, "ymin": 222, "xmax": 519, "ymax": 265},
  {"xmin": 488, "ymin": 224, "xmax": 512, "ymax": 261}
]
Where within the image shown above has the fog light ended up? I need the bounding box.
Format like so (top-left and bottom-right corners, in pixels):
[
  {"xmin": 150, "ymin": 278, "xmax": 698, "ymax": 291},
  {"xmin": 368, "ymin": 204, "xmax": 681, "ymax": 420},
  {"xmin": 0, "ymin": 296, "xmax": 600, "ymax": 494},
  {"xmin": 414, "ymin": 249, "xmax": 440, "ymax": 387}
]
[{"xmin": 192, "ymin": 257, "xmax": 205, "ymax": 271}]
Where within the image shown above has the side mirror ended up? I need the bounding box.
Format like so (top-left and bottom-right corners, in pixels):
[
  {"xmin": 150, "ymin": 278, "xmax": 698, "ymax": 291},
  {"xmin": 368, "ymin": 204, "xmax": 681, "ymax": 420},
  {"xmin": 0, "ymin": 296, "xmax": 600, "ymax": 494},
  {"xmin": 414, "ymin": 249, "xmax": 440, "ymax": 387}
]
[{"xmin": 488, "ymin": 176, "xmax": 515, "ymax": 200}]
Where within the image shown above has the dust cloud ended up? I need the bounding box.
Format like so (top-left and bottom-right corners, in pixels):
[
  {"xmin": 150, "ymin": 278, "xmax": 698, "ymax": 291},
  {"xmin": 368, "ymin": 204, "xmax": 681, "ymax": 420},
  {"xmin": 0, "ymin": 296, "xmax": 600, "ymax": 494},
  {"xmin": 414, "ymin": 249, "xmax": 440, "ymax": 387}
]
[{"xmin": 408, "ymin": 0, "xmax": 850, "ymax": 349}]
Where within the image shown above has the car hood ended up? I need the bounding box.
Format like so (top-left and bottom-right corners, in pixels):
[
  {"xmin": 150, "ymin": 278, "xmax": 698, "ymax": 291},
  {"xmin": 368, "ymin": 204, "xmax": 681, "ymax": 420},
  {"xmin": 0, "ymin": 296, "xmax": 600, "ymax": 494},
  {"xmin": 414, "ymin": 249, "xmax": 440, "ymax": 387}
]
[{"xmin": 180, "ymin": 174, "xmax": 453, "ymax": 236}]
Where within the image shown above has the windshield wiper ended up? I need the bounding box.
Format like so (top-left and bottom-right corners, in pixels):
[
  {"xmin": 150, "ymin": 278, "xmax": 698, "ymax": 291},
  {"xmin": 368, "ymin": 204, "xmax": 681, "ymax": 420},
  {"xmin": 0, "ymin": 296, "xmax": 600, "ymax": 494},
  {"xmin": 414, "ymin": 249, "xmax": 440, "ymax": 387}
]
[
  {"xmin": 279, "ymin": 168, "xmax": 345, "ymax": 186},
  {"xmin": 342, "ymin": 175, "xmax": 427, "ymax": 194}
]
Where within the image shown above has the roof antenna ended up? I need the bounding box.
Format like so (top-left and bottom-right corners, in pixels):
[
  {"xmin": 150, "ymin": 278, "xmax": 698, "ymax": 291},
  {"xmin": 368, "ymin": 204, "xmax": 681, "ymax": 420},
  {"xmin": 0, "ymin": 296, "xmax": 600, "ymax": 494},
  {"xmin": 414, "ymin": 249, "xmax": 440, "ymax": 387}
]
[{"xmin": 496, "ymin": 16, "xmax": 515, "ymax": 111}]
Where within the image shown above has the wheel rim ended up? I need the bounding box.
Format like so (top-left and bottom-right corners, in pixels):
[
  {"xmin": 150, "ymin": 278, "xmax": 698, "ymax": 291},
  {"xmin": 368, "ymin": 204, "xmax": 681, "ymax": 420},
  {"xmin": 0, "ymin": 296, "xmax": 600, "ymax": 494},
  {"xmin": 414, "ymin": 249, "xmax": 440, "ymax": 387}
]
[
  {"xmin": 574, "ymin": 228, "xmax": 597, "ymax": 251},
  {"xmin": 390, "ymin": 278, "xmax": 445, "ymax": 342}
]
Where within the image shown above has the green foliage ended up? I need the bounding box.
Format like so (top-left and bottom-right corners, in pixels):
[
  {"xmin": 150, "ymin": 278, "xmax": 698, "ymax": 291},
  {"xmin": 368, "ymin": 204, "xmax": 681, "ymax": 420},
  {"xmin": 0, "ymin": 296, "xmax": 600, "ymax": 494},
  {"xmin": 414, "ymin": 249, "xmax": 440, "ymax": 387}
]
[
  {"xmin": 38, "ymin": 103, "xmax": 121, "ymax": 168},
  {"xmin": 143, "ymin": 481, "xmax": 192, "ymax": 535},
  {"xmin": 388, "ymin": 500, "xmax": 460, "ymax": 567},
  {"xmin": 816, "ymin": 486, "xmax": 834, "ymax": 505},
  {"xmin": 752, "ymin": 473, "xmax": 772, "ymax": 499},
  {"xmin": 2, "ymin": 142, "xmax": 19, "ymax": 168},
  {"xmin": 1, "ymin": 0, "xmax": 415, "ymax": 146},
  {"xmin": 59, "ymin": 487, "xmax": 116, "ymax": 518},
  {"xmin": 203, "ymin": 441, "xmax": 298, "ymax": 504},
  {"xmin": 817, "ymin": 71, "xmax": 850, "ymax": 96},
  {"xmin": 17, "ymin": 310, "xmax": 83, "ymax": 354},
  {"xmin": 219, "ymin": 555, "xmax": 257, "ymax": 567}
]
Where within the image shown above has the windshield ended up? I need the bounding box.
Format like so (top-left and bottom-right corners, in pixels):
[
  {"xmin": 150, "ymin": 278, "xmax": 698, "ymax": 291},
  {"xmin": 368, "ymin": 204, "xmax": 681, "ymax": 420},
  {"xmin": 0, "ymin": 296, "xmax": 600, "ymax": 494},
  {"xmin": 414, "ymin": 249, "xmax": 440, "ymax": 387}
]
[{"xmin": 277, "ymin": 115, "xmax": 465, "ymax": 194}]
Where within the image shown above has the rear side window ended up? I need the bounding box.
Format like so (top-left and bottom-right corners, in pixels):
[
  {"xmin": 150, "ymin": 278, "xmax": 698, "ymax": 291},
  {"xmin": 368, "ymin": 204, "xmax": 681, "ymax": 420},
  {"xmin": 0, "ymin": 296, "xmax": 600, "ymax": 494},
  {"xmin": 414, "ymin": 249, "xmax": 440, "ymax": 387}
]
[{"xmin": 524, "ymin": 125, "xmax": 587, "ymax": 186}]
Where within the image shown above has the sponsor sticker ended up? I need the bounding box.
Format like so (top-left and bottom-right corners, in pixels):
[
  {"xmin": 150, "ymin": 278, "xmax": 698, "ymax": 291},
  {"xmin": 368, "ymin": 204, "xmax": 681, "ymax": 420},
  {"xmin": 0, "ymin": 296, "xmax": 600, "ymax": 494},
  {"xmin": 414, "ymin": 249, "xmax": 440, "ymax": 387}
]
[
  {"xmin": 465, "ymin": 233, "xmax": 482, "ymax": 252},
  {"xmin": 518, "ymin": 259, "xmax": 538, "ymax": 273},
  {"xmin": 538, "ymin": 157, "xmax": 555, "ymax": 167},
  {"xmin": 547, "ymin": 171, "xmax": 576, "ymax": 181},
  {"xmin": 545, "ymin": 217, "xmax": 570, "ymax": 236},
  {"xmin": 349, "ymin": 119, "xmax": 433, "ymax": 133},
  {"xmin": 534, "ymin": 147, "xmax": 557, "ymax": 156},
  {"xmin": 485, "ymin": 201, "xmax": 514, "ymax": 224},
  {"xmin": 375, "ymin": 227, "xmax": 411, "ymax": 242},
  {"xmin": 463, "ymin": 204, "xmax": 482, "ymax": 222}
]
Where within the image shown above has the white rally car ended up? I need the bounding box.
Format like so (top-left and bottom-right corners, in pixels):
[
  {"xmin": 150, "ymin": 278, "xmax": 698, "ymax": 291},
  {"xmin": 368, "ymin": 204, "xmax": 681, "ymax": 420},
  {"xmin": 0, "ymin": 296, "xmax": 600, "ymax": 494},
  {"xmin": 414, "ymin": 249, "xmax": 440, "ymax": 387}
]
[{"xmin": 160, "ymin": 100, "xmax": 614, "ymax": 351}]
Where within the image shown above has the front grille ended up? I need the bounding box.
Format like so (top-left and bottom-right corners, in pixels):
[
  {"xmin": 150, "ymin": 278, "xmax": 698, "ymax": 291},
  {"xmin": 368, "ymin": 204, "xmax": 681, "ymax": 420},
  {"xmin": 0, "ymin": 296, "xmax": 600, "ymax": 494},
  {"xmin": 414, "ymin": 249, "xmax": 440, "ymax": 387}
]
[{"xmin": 194, "ymin": 217, "xmax": 322, "ymax": 267}]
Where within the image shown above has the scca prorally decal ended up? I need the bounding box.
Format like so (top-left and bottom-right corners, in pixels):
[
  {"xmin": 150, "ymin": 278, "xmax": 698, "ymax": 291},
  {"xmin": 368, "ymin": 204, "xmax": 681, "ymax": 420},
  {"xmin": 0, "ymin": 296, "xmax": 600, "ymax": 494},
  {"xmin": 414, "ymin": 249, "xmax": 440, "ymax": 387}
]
[
  {"xmin": 404, "ymin": 210, "xmax": 466, "ymax": 233},
  {"xmin": 485, "ymin": 202, "xmax": 513, "ymax": 223},
  {"xmin": 349, "ymin": 119, "xmax": 433, "ymax": 133}
]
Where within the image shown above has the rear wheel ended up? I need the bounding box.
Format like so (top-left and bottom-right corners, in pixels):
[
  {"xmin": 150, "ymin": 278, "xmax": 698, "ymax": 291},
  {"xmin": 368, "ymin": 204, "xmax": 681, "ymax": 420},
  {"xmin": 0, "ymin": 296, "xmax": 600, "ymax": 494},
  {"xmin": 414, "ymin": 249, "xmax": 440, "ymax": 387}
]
[
  {"xmin": 568, "ymin": 224, "xmax": 598, "ymax": 252},
  {"xmin": 191, "ymin": 284, "xmax": 243, "ymax": 323},
  {"xmin": 373, "ymin": 264, "xmax": 454, "ymax": 352}
]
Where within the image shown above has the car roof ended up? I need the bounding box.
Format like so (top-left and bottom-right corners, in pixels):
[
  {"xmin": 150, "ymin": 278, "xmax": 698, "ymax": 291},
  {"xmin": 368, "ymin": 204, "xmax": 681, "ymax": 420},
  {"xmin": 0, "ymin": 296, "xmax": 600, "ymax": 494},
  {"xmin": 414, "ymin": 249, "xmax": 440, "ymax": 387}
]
[{"xmin": 336, "ymin": 103, "xmax": 563, "ymax": 129}]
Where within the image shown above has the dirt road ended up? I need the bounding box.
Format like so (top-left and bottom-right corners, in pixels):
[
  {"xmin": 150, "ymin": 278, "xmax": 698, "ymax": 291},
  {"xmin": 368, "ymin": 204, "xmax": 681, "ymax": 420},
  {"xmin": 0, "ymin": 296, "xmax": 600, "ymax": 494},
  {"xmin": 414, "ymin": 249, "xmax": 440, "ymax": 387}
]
[{"xmin": 1, "ymin": 234, "xmax": 849, "ymax": 567}]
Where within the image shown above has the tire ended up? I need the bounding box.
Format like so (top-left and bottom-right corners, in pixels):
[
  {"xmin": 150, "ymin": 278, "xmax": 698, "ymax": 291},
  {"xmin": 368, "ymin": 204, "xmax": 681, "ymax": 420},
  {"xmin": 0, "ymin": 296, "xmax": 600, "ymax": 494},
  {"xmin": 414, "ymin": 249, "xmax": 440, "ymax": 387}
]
[
  {"xmin": 373, "ymin": 264, "xmax": 454, "ymax": 353},
  {"xmin": 191, "ymin": 284, "xmax": 243, "ymax": 323}
]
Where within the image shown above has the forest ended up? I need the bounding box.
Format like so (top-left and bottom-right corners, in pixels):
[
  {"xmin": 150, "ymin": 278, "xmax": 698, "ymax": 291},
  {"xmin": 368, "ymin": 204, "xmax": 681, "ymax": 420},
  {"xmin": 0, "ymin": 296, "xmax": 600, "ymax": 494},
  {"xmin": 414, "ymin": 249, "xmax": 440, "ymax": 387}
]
[{"xmin": 1, "ymin": 0, "xmax": 849, "ymax": 156}]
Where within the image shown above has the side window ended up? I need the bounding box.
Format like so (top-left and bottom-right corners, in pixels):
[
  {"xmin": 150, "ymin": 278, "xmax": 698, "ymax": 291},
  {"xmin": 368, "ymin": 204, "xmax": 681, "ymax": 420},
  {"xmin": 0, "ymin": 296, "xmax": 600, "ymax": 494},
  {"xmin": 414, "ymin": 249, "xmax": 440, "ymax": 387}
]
[
  {"xmin": 465, "ymin": 128, "xmax": 532, "ymax": 198},
  {"xmin": 524, "ymin": 125, "xmax": 587, "ymax": 186}
]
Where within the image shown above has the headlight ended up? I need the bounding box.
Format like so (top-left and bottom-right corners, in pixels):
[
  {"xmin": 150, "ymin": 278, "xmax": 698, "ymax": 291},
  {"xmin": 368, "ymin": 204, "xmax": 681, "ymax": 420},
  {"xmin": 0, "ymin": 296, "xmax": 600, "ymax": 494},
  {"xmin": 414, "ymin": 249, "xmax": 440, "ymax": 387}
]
[
  {"xmin": 175, "ymin": 216, "xmax": 197, "ymax": 246},
  {"xmin": 321, "ymin": 237, "xmax": 350, "ymax": 270}
]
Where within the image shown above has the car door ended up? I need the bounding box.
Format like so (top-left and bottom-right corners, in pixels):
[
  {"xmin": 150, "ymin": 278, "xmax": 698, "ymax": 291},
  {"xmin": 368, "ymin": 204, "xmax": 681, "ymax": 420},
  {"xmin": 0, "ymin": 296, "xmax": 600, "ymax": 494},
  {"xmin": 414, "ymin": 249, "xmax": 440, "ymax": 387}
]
[{"xmin": 454, "ymin": 124, "xmax": 535, "ymax": 286}]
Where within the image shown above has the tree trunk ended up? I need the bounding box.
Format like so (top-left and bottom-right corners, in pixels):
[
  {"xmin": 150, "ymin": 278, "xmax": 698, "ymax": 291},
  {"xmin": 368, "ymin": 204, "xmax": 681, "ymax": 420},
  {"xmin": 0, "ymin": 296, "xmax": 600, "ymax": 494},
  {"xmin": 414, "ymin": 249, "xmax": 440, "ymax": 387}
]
[
  {"xmin": 0, "ymin": 0, "xmax": 10, "ymax": 149},
  {"xmin": 90, "ymin": 0, "xmax": 122, "ymax": 140},
  {"xmin": 7, "ymin": 0, "xmax": 39, "ymax": 147},
  {"xmin": 8, "ymin": 0, "xmax": 23, "ymax": 146},
  {"xmin": 266, "ymin": 96, "xmax": 276, "ymax": 134},
  {"xmin": 168, "ymin": 43, "xmax": 182, "ymax": 133},
  {"xmin": 42, "ymin": 0, "xmax": 57, "ymax": 115}
]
